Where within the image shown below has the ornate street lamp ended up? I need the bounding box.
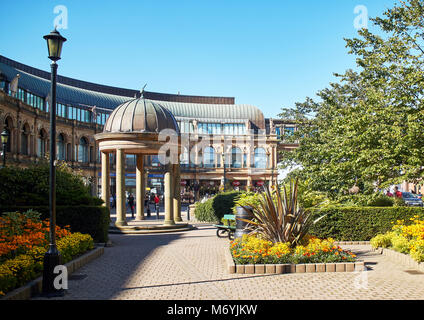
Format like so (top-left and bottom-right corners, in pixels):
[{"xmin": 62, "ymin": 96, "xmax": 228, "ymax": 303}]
[
  {"xmin": 1, "ymin": 129, "xmax": 9, "ymax": 167},
  {"xmin": 42, "ymin": 28, "xmax": 66, "ymax": 296}
]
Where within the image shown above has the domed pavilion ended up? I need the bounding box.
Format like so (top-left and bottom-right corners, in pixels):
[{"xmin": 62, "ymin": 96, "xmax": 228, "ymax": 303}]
[{"xmin": 94, "ymin": 98, "xmax": 181, "ymax": 227}]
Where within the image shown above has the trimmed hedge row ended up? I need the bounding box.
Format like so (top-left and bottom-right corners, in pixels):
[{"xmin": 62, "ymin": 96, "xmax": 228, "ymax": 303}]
[
  {"xmin": 194, "ymin": 191, "xmax": 241, "ymax": 222},
  {"xmin": 308, "ymin": 206, "xmax": 424, "ymax": 241},
  {"xmin": 0, "ymin": 206, "xmax": 110, "ymax": 243}
]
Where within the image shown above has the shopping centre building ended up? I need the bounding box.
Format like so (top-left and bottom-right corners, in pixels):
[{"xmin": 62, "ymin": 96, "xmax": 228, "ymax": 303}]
[{"xmin": 0, "ymin": 55, "xmax": 299, "ymax": 203}]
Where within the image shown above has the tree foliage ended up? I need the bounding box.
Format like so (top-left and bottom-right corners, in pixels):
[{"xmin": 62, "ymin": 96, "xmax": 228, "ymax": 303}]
[
  {"xmin": 0, "ymin": 160, "xmax": 102, "ymax": 207},
  {"xmin": 279, "ymin": 0, "xmax": 424, "ymax": 195}
]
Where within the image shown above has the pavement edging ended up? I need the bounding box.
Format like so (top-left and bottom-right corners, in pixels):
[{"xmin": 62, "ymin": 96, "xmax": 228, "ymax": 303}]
[
  {"xmin": 374, "ymin": 247, "xmax": 424, "ymax": 272},
  {"xmin": 335, "ymin": 241, "xmax": 370, "ymax": 245},
  {"xmin": 1, "ymin": 246, "xmax": 105, "ymax": 300},
  {"xmin": 224, "ymin": 247, "xmax": 365, "ymax": 274}
]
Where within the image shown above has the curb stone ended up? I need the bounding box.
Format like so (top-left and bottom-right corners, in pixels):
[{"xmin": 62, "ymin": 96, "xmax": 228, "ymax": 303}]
[{"xmin": 376, "ymin": 247, "xmax": 424, "ymax": 273}]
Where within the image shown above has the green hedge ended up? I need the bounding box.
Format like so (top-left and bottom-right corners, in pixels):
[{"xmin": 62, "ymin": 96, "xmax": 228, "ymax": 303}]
[
  {"xmin": 308, "ymin": 206, "xmax": 424, "ymax": 241},
  {"xmin": 1, "ymin": 206, "xmax": 110, "ymax": 243},
  {"xmin": 0, "ymin": 165, "xmax": 102, "ymax": 207},
  {"xmin": 194, "ymin": 191, "xmax": 241, "ymax": 222}
]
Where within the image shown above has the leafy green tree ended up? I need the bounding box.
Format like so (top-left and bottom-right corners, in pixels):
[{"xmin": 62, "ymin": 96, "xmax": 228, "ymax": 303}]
[
  {"xmin": 279, "ymin": 0, "xmax": 424, "ymax": 196},
  {"xmin": 0, "ymin": 160, "xmax": 102, "ymax": 207}
]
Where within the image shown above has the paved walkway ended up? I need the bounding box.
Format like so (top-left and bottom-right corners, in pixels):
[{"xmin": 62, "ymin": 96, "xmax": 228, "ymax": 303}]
[{"xmin": 34, "ymin": 226, "xmax": 424, "ymax": 300}]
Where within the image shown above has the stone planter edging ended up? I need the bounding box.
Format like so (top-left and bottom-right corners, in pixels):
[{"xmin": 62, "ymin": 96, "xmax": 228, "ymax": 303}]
[
  {"xmin": 224, "ymin": 248, "xmax": 364, "ymax": 274},
  {"xmin": 374, "ymin": 247, "xmax": 424, "ymax": 272},
  {"xmin": 334, "ymin": 241, "xmax": 370, "ymax": 245},
  {"xmin": 1, "ymin": 246, "xmax": 104, "ymax": 300}
]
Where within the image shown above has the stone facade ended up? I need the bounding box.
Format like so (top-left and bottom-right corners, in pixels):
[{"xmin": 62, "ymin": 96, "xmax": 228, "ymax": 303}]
[{"xmin": 0, "ymin": 90, "xmax": 101, "ymax": 194}]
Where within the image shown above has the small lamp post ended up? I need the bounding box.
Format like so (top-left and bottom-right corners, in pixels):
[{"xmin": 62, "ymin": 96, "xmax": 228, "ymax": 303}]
[
  {"xmin": 42, "ymin": 28, "xmax": 66, "ymax": 296},
  {"xmin": 1, "ymin": 129, "xmax": 9, "ymax": 167}
]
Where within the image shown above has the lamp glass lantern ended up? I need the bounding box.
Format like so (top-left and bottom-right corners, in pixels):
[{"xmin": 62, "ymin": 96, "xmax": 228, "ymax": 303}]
[
  {"xmin": 1, "ymin": 129, "xmax": 9, "ymax": 145},
  {"xmin": 43, "ymin": 29, "xmax": 67, "ymax": 61}
]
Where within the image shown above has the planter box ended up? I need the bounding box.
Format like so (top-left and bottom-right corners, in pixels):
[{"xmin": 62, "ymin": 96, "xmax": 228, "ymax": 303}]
[
  {"xmin": 1, "ymin": 246, "xmax": 104, "ymax": 300},
  {"xmin": 375, "ymin": 247, "xmax": 424, "ymax": 272},
  {"xmin": 225, "ymin": 247, "xmax": 364, "ymax": 274}
]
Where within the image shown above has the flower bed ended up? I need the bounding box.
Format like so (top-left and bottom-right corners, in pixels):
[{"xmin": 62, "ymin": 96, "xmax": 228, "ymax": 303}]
[
  {"xmin": 230, "ymin": 235, "xmax": 357, "ymax": 265},
  {"xmin": 0, "ymin": 211, "xmax": 94, "ymax": 296},
  {"xmin": 370, "ymin": 215, "xmax": 424, "ymax": 262}
]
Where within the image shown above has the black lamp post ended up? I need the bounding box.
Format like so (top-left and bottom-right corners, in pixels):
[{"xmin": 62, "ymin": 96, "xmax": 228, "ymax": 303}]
[
  {"xmin": 222, "ymin": 152, "xmax": 226, "ymax": 192},
  {"xmin": 42, "ymin": 28, "xmax": 66, "ymax": 296},
  {"xmin": 1, "ymin": 129, "xmax": 9, "ymax": 168}
]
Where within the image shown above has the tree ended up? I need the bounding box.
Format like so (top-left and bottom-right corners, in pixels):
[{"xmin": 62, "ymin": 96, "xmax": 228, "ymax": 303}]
[{"xmin": 279, "ymin": 0, "xmax": 424, "ymax": 196}]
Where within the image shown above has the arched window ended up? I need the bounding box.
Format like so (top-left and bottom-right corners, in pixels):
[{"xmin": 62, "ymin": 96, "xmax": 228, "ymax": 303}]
[
  {"xmin": 231, "ymin": 147, "xmax": 242, "ymax": 168},
  {"xmin": 21, "ymin": 123, "xmax": 30, "ymax": 155},
  {"xmin": 66, "ymin": 143, "xmax": 72, "ymax": 161},
  {"xmin": 203, "ymin": 147, "xmax": 215, "ymax": 168},
  {"xmin": 254, "ymin": 148, "xmax": 267, "ymax": 169},
  {"xmin": 180, "ymin": 147, "xmax": 189, "ymax": 168},
  {"xmin": 57, "ymin": 133, "xmax": 65, "ymax": 160},
  {"xmin": 78, "ymin": 137, "xmax": 88, "ymax": 163},
  {"xmin": 37, "ymin": 129, "xmax": 48, "ymax": 158}
]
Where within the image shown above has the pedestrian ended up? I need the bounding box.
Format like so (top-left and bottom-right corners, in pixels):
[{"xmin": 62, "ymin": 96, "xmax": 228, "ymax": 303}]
[
  {"xmin": 386, "ymin": 189, "xmax": 393, "ymax": 197},
  {"xmin": 394, "ymin": 187, "xmax": 402, "ymax": 198},
  {"xmin": 128, "ymin": 193, "xmax": 135, "ymax": 218},
  {"xmin": 154, "ymin": 193, "xmax": 160, "ymax": 219},
  {"xmin": 144, "ymin": 193, "xmax": 150, "ymax": 217}
]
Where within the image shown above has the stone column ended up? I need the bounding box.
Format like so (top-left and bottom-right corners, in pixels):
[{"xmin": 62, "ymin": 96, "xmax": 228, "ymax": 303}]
[
  {"xmin": 115, "ymin": 149, "xmax": 127, "ymax": 227},
  {"xmin": 101, "ymin": 151, "xmax": 110, "ymax": 213},
  {"xmin": 164, "ymin": 163, "xmax": 175, "ymax": 226},
  {"xmin": 136, "ymin": 154, "xmax": 145, "ymax": 221},
  {"xmin": 247, "ymin": 176, "xmax": 253, "ymax": 191},
  {"xmin": 173, "ymin": 163, "xmax": 182, "ymax": 222}
]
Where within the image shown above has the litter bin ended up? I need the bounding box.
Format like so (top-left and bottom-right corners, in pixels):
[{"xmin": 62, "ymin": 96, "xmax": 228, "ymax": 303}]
[{"xmin": 234, "ymin": 206, "xmax": 253, "ymax": 239}]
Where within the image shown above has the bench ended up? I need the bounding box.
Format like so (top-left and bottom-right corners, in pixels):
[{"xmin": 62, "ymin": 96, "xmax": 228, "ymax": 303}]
[{"xmin": 213, "ymin": 214, "xmax": 236, "ymax": 240}]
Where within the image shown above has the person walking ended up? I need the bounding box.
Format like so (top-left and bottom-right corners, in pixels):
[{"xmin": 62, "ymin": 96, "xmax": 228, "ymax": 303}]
[
  {"xmin": 394, "ymin": 187, "xmax": 402, "ymax": 198},
  {"xmin": 128, "ymin": 193, "xmax": 135, "ymax": 218},
  {"xmin": 154, "ymin": 193, "xmax": 160, "ymax": 219},
  {"xmin": 145, "ymin": 192, "xmax": 151, "ymax": 217}
]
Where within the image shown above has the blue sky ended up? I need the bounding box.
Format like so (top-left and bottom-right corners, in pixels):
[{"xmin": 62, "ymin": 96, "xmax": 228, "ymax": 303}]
[{"xmin": 0, "ymin": 0, "xmax": 398, "ymax": 118}]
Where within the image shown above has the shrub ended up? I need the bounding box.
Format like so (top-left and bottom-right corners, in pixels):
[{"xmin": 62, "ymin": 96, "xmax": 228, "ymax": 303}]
[
  {"xmin": 0, "ymin": 264, "xmax": 17, "ymax": 295},
  {"xmin": 2, "ymin": 254, "xmax": 38, "ymax": 287},
  {"xmin": 0, "ymin": 163, "xmax": 102, "ymax": 207},
  {"xmin": 393, "ymin": 197, "xmax": 407, "ymax": 207},
  {"xmin": 239, "ymin": 180, "xmax": 317, "ymax": 246},
  {"xmin": 57, "ymin": 233, "xmax": 94, "ymax": 263},
  {"xmin": 194, "ymin": 191, "xmax": 241, "ymax": 222},
  {"xmin": 370, "ymin": 232, "xmax": 394, "ymax": 248},
  {"xmin": 308, "ymin": 206, "xmax": 424, "ymax": 241},
  {"xmin": 194, "ymin": 199, "xmax": 215, "ymax": 222},
  {"xmin": 232, "ymin": 192, "xmax": 261, "ymax": 213},
  {"xmin": 370, "ymin": 216, "xmax": 424, "ymax": 262},
  {"xmin": 1, "ymin": 205, "xmax": 110, "ymax": 243},
  {"xmin": 391, "ymin": 234, "xmax": 410, "ymax": 254},
  {"xmin": 212, "ymin": 191, "xmax": 241, "ymax": 220},
  {"xmin": 366, "ymin": 194, "xmax": 394, "ymax": 207}
]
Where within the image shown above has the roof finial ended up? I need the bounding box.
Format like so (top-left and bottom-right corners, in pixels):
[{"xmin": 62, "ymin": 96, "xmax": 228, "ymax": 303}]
[{"xmin": 140, "ymin": 83, "xmax": 147, "ymax": 98}]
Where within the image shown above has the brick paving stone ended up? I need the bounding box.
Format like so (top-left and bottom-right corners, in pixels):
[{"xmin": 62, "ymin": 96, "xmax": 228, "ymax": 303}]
[{"xmin": 32, "ymin": 226, "xmax": 424, "ymax": 300}]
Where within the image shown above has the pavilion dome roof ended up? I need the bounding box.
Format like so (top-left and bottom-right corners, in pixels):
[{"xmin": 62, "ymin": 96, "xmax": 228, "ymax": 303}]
[{"xmin": 103, "ymin": 98, "xmax": 179, "ymax": 134}]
